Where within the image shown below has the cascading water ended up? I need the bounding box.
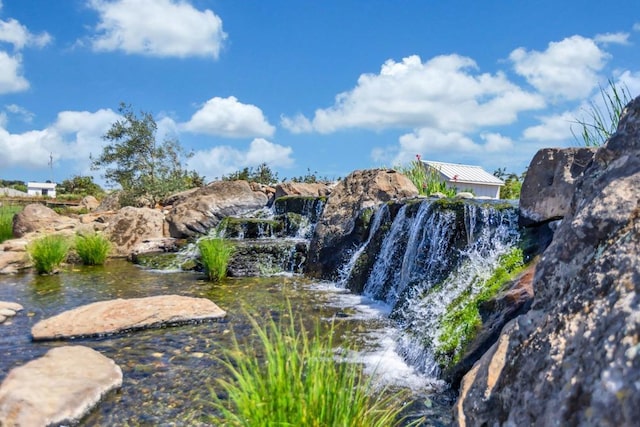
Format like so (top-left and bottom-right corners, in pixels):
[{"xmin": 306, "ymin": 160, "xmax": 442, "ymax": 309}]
[{"xmin": 339, "ymin": 198, "xmax": 520, "ymax": 378}]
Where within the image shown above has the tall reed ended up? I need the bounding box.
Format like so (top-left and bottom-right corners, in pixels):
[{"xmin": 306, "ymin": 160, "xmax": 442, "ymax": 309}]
[
  {"xmin": 0, "ymin": 204, "xmax": 21, "ymax": 243},
  {"xmin": 198, "ymin": 238, "xmax": 234, "ymax": 281},
  {"xmin": 395, "ymin": 156, "xmax": 456, "ymax": 197},
  {"xmin": 28, "ymin": 234, "xmax": 70, "ymax": 274},
  {"xmin": 74, "ymin": 232, "xmax": 111, "ymax": 265},
  {"xmin": 210, "ymin": 309, "xmax": 409, "ymax": 426}
]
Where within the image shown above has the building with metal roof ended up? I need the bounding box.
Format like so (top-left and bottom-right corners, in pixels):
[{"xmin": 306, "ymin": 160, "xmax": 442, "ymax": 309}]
[{"xmin": 421, "ymin": 160, "xmax": 504, "ymax": 199}]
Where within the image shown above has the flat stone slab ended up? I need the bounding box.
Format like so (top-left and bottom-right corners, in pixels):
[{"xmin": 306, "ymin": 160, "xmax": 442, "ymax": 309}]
[
  {"xmin": 0, "ymin": 301, "xmax": 23, "ymax": 325},
  {"xmin": 0, "ymin": 346, "xmax": 122, "ymax": 426},
  {"xmin": 31, "ymin": 295, "xmax": 227, "ymax": 340}
]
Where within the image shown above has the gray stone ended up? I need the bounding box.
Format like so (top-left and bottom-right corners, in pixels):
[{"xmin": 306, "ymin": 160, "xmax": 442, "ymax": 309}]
[
  {"xmin": 519, "ymin": 147, "xmax": 596, "ymax": 226},
  {"xmin": 165, "ymin": 180, "xmax": 269, "ymax": 238},
  {"xmin": 455, "ymin": 96, "xmax": 640, "ymax": 426},
  {"xmin": 0, "ymin": 346, "xmax": 122, "ymax": 426},
  {"xmin": 32, "ymin": 295, "xmax": 227, "ymax": 340},
  {"xmin": 306, "ymin": 169, "xmax": 418, "ymax": 280}
]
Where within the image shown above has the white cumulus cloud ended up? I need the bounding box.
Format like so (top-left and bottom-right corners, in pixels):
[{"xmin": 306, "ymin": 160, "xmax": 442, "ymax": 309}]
[
  {"xmin": 523, "ymin": 111, "xmax": 577, "ymax": 142},
  {"xmin": 0, "ymin": 51, "xmax": 28, "ymax": 93},
  {"xmin": 510, "ymin": 35, "xmax": 608, "ymax": 101},
  {"xmin": 182, "ymin": 96, "xmax": 275, "ymax": 138},
  {"xmin": 594, "ymin": 32, "xmax": 630, "ymax": 46},
  {"xmin": 88, "ymin": 0, "xmax": 227, "ymax": 58},
  {"xmin": 281, "ymin": 54, "xmax": 544, "ymax": 134},
  {"xmin": 189, "ymin": 138, "xmax": 294, "ymax": 179}
]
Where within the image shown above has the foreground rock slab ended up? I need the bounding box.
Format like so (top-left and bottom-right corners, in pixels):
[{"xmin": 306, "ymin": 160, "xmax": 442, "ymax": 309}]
[
  {"xmin": 32, "ymin": 295, "xmax": 227, "ymax": 340},
  {"xmin": 0, "ymin": 301, "xmax": 23, "ymax": 324},
  {"xmin": 0, "ymin": 346, "xmax": 122, "ymax": 426}
]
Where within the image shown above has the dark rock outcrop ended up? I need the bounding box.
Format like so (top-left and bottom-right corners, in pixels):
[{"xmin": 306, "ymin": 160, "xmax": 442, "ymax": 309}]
[
  {"xmin": 165, "ymin": 180, "xmax": 269, "ymax": 238},
  {"xmin": 519, "ymin": 147, "xmax": 596, "ymax": 227},
  {"xmin": 306, "ymin": 169, "xmax": 418, "ymax": 280},
  {"xmin": 31, "ymin": 295, "xmax": 227, "ymax": 340},
  {"xmin": 455, "ymin": 96, "xmax": 640, "ymax": 426},
  {"xmin": 0, "ymin": 346, "xmax": 122, "ymax": 426}
]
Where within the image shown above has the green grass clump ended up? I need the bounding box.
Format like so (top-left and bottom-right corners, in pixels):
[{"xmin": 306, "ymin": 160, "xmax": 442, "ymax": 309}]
[
  {"xmin": 436, "ymin": 248, "xmax": 525, "ymax": 367},
  {"xmin": 28, "ymin": 235, "xmax": 70, "ymax": 274},
  {"xmin": 210, "ymin": 309, "xmax": 409, "ymax": 427},
  {"xmin": 74, "ymin": 232, "xmax": 111, "ymax": 265},
  {"xmin": 198, "ymin": 238, "xmax": 234, "ymax": 281},
  {"xmin": 0, "ymin": 204, "xmax": 21, "ymax": 243},
  {"xmin": 395, "ymin": 157, "xmax": 456, "ymax": 197}
]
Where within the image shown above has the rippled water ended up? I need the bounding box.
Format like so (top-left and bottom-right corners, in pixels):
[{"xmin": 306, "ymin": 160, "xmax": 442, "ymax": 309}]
[{"xmin": 0, "ymin": 260, "xmax": 454, "ymax": 426}]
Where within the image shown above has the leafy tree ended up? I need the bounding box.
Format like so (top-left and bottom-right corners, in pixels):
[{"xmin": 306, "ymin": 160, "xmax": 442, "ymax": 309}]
[
  {"xmin": 223, "ymin": 162, "xmax": 279, "ymax": 185},
  {"xmin": 287, "ymin": 168, "xmax": 332, "ymax": 183},
  {"xmin": 0, "ymin": 180, "xmax": 27, "ymax": 193},
  {"xmin": 493, "ymin": 168, "xmax": 525, "ymax": 200},
  {"xmin": 91, "ymin": 103, "xmax": 204, "ymax": 206},
  {"xmin": 57, "ymin": 175, "xmax": 104, "ymax": 198}
]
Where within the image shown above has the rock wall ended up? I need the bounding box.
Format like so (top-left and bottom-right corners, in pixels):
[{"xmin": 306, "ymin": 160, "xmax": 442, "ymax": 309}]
[{"xmin": 455, "ymin": 96, "xmax": 640, "ymax": 426}]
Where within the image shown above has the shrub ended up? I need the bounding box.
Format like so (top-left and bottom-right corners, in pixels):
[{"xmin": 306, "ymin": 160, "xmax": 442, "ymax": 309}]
[
  {"xmin": 395, "ymin": 156, "xmax": 456, "ymax": 197},
  {"xmin": 74, "ymin": 232, "xmax": 111, "ymax": 265},
  {"xmin": 0, "ymin": 204, "xmax": 21, "ymax": 243},
  {"xmin": 198, "ymin": 238, "xmax": 234, "ymax": 281},
  {"xmin": 210, "ymin": 309, "xmax": 409, "ymax": 426},
  {"xmin": 28, "ymin": 235, "xmax": 70, "ymax": 274}
]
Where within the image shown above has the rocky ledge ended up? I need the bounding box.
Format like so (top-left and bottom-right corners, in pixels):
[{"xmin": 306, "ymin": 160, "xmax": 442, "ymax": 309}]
[
  {"xmin": 31, "ymin": 295, "xmax": 227, "ymax": 340},
  {"xmin": 0, "ymin": 346, "xmax": 122, "ymax": 426}
]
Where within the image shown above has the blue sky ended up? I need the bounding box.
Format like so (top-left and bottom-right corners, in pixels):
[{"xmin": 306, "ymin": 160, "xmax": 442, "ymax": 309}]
[{"xmin": 0, "ymin": 0, "xmax": 639, "ymax": 186}]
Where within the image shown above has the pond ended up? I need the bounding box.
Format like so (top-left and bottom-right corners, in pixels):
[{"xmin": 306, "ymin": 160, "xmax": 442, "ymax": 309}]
[{"xmin": 0, "ymin": 260, "xmax": 454, "ymax": 426}]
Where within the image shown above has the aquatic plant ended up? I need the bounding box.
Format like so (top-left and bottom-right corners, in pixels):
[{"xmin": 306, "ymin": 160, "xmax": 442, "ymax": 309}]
[
  {"xmin": 210, "ymin": 309, "xmax": 410, "ymax": 426},
  {"xmin": 28, "ymin": 234, "xmax": 70, "ymax": 274},
  {"xmin": 198, "ymin": 238, "xmax": 234, "ymax": 281},
  {"xmin": 0, "ymin": 204, "xmax": 21, "ymax": 243},
  {"xmin": 74, "ymin": 232, "xmax": 111, "ymax": 265},
  {"xmin": 435, "ymin": 247, "xmax": 525, "ymax": 367}
]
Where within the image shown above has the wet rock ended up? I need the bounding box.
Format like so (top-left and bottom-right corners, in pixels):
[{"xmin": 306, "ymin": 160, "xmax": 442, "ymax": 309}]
[
  {"xmin": 12, "ymin": 204, "xmax": 79, "ymax": 238},
  {"xmin": 165, "ymin": 180, "xmax": 269, "ymax": 238},
  {"xmin": 0, "ymin": 346, "xmax": 122, "ymax": 426},
  {"xmin": 519, "ymin": 147, "xmax": 596, "ymax": 227},
  {"xmin": 306, "ymin": 169, "xmax": 418, "ymax": 280},
  {"xmin": 103, "ymin": 206, "xmax": 166, "ymax": 257},
  {"xmin": 456, "ymin": 96, "xmax": 640, "ymax": 426},
  {"xmin": 0, "ymin": 301, "xmax": 23, "ymax": 325},
  {"xmin": 226, "ymin": 239, "xmax": 307, "ymax": 276},
  {"xmin": 32, "ymin": 295, "xmax": 227, "ymax": 340}
]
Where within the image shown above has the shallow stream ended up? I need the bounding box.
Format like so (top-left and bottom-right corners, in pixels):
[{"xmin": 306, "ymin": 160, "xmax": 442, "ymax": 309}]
[{"xmin": 0, "ymin": 260, "xmax": 454, "ymax": 426}]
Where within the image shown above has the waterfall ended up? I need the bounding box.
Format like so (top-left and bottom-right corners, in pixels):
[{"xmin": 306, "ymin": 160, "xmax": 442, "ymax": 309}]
[{"xmin": 340, "ymin": 199, "xmax": 520, "ymax": 377}]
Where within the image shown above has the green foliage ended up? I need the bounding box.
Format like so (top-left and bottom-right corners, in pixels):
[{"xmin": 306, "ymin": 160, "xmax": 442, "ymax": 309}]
[
  {"xmin": 210, "ymin": 308, "xmax": 409, "ymax": 426},
  {"xmin": 57, "ymin": 175, "xmax": 104, "ymax": 198},
  {"xmin": 223, "ymin": 162, "xmax": 279, "ymax": 185},
  {"xmin": 74, "ymin": 232, "xmax": 111, "ymax": 265},
  {"xmin": 91, "ymin": 103, "xmax": 204, "ymax": 206},
  {"xmin": 198, "ymin": 238, "xmax": 234, "ymax": 281},
  {"xmin": 395, "ymin": 156, "xmax": 456, "ymax": 197},
  {"xmin": 287, "ymin": 168, "xmax": 332, "ymax": 183},
  {"xmin": 28, "ymin": 235, "xmax": 70, "ymax": 274},
  {"xmin": 0, "ymin": 204, "xmax": 21, "ymax": 243},
  {"xmin": 572, "ymin": 79, "xmax": 632, "ymax": 147},
  {"xmin": 436, "ymin": 248, "xmax": 525, "ymax": 367},
  {"xmin": 493, "ymin": 168, "xmax": 525, "ymax": 200},
  {"xmin": 0, "ymin": 180, "xmax": 27, "ymax": 193}
]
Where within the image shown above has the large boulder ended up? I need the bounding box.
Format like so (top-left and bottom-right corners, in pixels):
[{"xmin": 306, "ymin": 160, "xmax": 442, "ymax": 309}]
[
  {"xmin": 455, "ymin": 96, "xmax": 640, "ymax": 426},
  {"xmin": 306, "ymin": 169, "xmax": 418, "ymax": 280},
  {"xmin": 103, "ymin": 206, "xmax": 166, "ymax": 257},
  {"xmin": 0, "ymin": 346, "xmax": 122, "ymax": 426},
  {"xmin": 273, "ymin": 182, "xmax": 332, "ymax": 199},
  {"xmin": 12, "ymin": 204, "xmax": 79, "ymax": 238},
  {"xmin": 519, "ymin": 147, "xmax": 596, "ymax": 226},
  {"xmin": 165, "ymin": 180, "xmax": 269, "ymax": 238},
  {"xmin": 31, "ymin": 295, "xmax": 227, "ymax": 340}
]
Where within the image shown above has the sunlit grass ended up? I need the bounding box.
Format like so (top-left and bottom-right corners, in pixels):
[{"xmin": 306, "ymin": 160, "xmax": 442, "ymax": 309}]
[
  {"xmin": 74, "ymin": 232, "xmax": 111, "ymax": 265},
  {"xmin": 0, "ymin": 204, "xmax": 21, "ymax": 243},
  {"xmin": 395, "ymin": 157, "xmax": 456, "ymax": 197},
  {"xmin": 198, "ymin": 238, "xmax": 234, "ymax": 281},
  {"xmin": 28, "ymin": 234, "xmax": 70, "ymax": 274},
  {"xmin": 210, "ymin": 309, "xmax": 411, "ymax": 426}
]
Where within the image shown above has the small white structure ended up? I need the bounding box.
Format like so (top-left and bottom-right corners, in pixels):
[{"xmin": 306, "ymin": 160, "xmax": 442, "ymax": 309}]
[
  {"xmin": 27, "ymin": 181, "xmax": 57, "ymax": 198},
  {"xmin": 421, "ymin": 160, "xmax": 504, "ymax": 199}
]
